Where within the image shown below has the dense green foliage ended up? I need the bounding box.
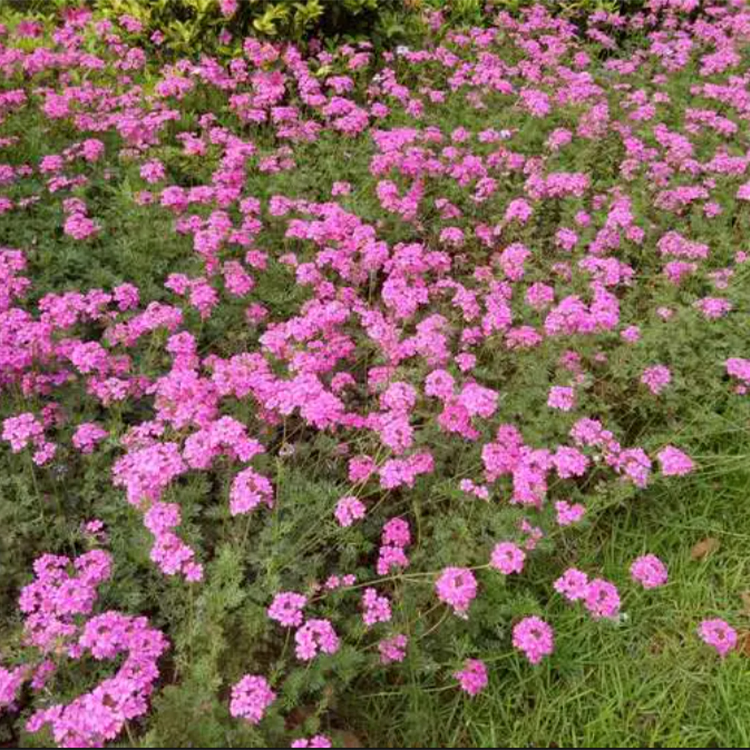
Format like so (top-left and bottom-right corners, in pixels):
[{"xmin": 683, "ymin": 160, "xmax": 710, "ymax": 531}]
[{"xmin": 6, "ymin": 0, "xmax": 653, "ymax": 56}]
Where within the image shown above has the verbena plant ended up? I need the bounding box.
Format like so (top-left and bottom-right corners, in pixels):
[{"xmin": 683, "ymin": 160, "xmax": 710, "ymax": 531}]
[{"xmin": 0, "ymin": 0, "xmax": 749, "ymax": 747}]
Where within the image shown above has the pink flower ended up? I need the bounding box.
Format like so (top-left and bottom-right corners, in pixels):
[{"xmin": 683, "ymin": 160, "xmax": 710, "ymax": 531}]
[
  {"xmin": 291, "ymin": 736, "xmax": 332, "ymax": 748},
  {"xmin": 435, "ymin": 567, "xmax": 477, "ymax": 618},
  {"xmin": 334, "ymin": 495, "xmax": 366, "ymax": 527},
  {"xmin": 698, "ymin": 619, "xmax": 737, "ymax": 658},
  {"xmin": 512, "ymin": 617, "xmax": 554, "ymax": 665},
  {"xmin": 219, "ymin": 0, "xmax": 238, "ymax": 16},
  {"xmin": 0, "ymin": 666, "xmax": 26, "ymax": 709},
  {"xmin": 641, "ymin": 365, "xmax": 672, "ymax": 395},
  {"xmin": 230, "ymin": 467, "xmax": 274, "ymax": 516},
  {"xmin": 555, "ymin": 500, "xmax": 586, "ymax": 527},
  {"xmin": 656, "ymin": 445, "xmax": 694, "ymax": 476},
  {"xmin": 695, "ymin": 297, "xmax": 732, "ymax": 320},
  {"xmin": 621, "ymin": 325, "xmax": 641, "ymax": 343},
  {"xmin": 140, "ymin": 160, "xmax": 165, "ymax": 184},
  {"xmin": 72, "ymin": 423, "xmax": 108, "ymax": 454},
  {"xmin": 584, "ymin": 579, "xmax": 621, "ymax": 620},
  {"xmin": 376, "ymin": 544, "xmax": 410, "ymax": 576},
  {"xmin": 268, "ymin": 592, "xmax": 307, "ymax": 628},
  {"xmin": 657, "ymin": 306, "xmax": 674, "ymax": 320},
  {"xmin": 379, "ymin": 634, "xmax": 408, "ymax": 664},
  {"xmin": 229, "ymin": 675, "xmax": 276, "ymax": 725},
  {"xmin": 295, "ymin": 619, "xmax": 340, "ymax": 661},
  {"xmin": 425, "ymin": 370, "xmax": 455, "ymax": 400},
  {"xmin": 553, "ymin": 447, "xmax": 590, "ymax": 479},
  {"xmin": 25, "ymin": 607, "xmax": 168, "ymax": 746},
  {"xmin": 630, "ymin": 554, "xmax": 668, "ymax": 589},
  {"xmin": 726, "ymin": 358, "xmax": 750, "ymax": 392},
  {"xmin": 440, "ymin": 226, "xmax": 465, "ymax": 247},
  {"xmin": 490, "ymin": 542, "xmax": 525, "ymax": 575},
  {"xmin": 63, "ymin": 212, "xmax": 99, "ymax": 240},
  {"xmin": 382, "ymin": 517, "xmax": 411, "ymax": 547},
  {"xmin": 453, "ymin": 658, "xmax": 488, "ymax": 696},
  {"xmin": 2, "ymin": 413, "xmax": 44, "ymax": 452},
  {"xmin": 554, "ymin": 568, "xmax": 589, "ymax": 601},
  {"xmin": 362, "ymin": 588, "xmax": 392, "ymax": 628},
  {"xmin": 525, "ymin": 283, "xmax": 555, "ymax": 310},
  {"xmin": 547, "ymin": 386, "xmax": 575, "ymax": 412}
]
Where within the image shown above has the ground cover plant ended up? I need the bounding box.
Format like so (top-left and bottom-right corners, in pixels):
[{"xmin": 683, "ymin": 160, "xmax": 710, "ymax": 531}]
[{"xmin": 1, "ymin": 0, "xmax": 750, "ymax": 747}]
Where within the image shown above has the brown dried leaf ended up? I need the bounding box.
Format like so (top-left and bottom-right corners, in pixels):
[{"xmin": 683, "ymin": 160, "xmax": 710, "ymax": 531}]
[
  {"xmin": 740, "ymin": 592, "xmax": 750, "ymax": 617},
  {"xmin": 736, "ymin": 630, "xmax": 750, "ymax": 657},
  {"xmin": 690, "ymin": 537, "xmax": 720, "ymax": 561},
  {"xmin": 339, "ymin": 731, "xmax": 364, "ymax": 748}
]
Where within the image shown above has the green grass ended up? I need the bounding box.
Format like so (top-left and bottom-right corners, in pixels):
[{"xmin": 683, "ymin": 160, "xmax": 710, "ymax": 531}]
[{"xmin": 354, "ymin": 435, "xmax": 750, "ymax": 748}]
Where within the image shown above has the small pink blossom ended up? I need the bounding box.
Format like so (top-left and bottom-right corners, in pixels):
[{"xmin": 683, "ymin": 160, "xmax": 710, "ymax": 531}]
[
  {"xmin": 555, "ymin": 500, "xmax": 586, "ymax": 527},
  {"xmin": 362, "ymin": 588, "xmax": 392, "ymax": 628},
  {"xmin": 554, "ymin": 568, "xmax": 589, "ymax": 601},
  {"xmin": 621, "ymin": 325, "xmax": 641, "ymax": 343},
  {"xmin": 335, "ymin": 495, "xmax": 366, "ymax": 527},
  {"xmin": 630, "ymin": 554, "xmax": 668, "ymax": 589},
  {"xmin": 584, "ymin": 579, "xmax": 621, "ymax": 620},
  {"xmin": 379, "ymin": 634, "xmax": 408, "ymax": 664},
  {"xmin": 548, "ymin": 386, "xmax": 575, "ymax": 412},
  {"xmin": 657, "ymin": 446, "xmax": 695, "ymax": 476},
  {"xmin": 229, "ymin": 675, "xmax": 276, "ymax": 725},
  {"xmin": 295, "ymin": 619, "xmax": 340, "ymax": 661},
  {"xmin": 268, "ymin": 592, "xmax": 307, "ymax": 628},
  {"xmin": 453, "ymin": 659, "xmax": 488, "ymax": 696},
  {"xmin": 291, "ymin": 736, "xmax": 332, "ymax": 748},
  {"xmin": 435, "ymin": 567, "xmax": 477, "ymax": 618},
  {"xmin": 490, "ymin": 542, "xmax": 525, "ymax": 575},
  {"xmin": 698, "ymin": 619, "xmax": 737, "ymax": 658},
  {"xmin": 230, "ymin": 467, "xmax": 274, "ymax": 516},
  {"xmin": 512, "ymin": 616, "xmax": 554, "ymax": 665},
  {"xmin": 382, "ymin": 518, "xmax": 411, "ymax": 547}
]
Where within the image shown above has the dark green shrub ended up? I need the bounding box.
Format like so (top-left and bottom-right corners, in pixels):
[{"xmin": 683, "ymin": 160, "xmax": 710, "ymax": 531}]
[{"xmin": 88, "ymin": 0, "xmax": 427, "ymax": 55}]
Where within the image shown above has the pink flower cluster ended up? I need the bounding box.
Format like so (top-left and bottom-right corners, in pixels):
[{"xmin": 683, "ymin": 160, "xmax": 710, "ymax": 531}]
[
  {"xmin": 640, "ymin": 365, "xmax": 671, "ymax": 395},
  {"xmin": 27, "ymin": 610, "xmax": 169, "ymax": 748},
  {"xmin": 229, "ymin": 674, "xmax": 276, "ymax": 725},
  {"xmin": 230, "ymin": 466, "xmax": 274, "ymax": 516},
  {"xmin": 2, "ymin": 412, "xmax": 56, "ymax": 465},
  {"xmin": 362, "ymin": 588, "xmax": 392, "ymax": 628},
  {"xmin": 555, "ymin": 500, "xmax": 586, "ymax": 527},
  {"xmin": 656, "ymin": 446, "xmax": 695, "ymax": 477},
  {"xmin": 19, "ymin": 550, "xmax": 112, "ymax": 653},
  {"xmin": 512, "ymin": 617, "xmax": 554, "ymax": 665},
  {"xmin": 490, "ymin": 542, "xmax": 525, "ymax": 575},
  {"xmin": 268, "ymin": 592, "xmax": 307, "ymax": 628},
  {"xmin": 630, "ymin": 554, "xmax": 668, "ymax": 589},
  {"xmin": 377, "ymin": 517, "xmax": 411, "ymax": 576},
  {"xmin": 378, "ymin": 634, "xmax": 408, "ymax": 664},
  {"xmin": 435, "ymin": 567, "xmax": 478, "ymax": 618},
  {"xmin": 453, "ymin": 658, "xmax": 488, "ymax": 696},
  {"xmin": 698, "ymin": 619, "xmax": 737, "ymax": 658},
  {"xmin": 294, "ymin": 619, "xmax": 340, "ymax": 661},
  {"xmin": 335, "ymin": 495, "xmax": 366, "ymax": 527},
  {"xmin": 72, "ymin": 422, "xmax": 108, "ymax": 454},
  {"xmin": 291, "ymin": 736, "xmax": 332, "ymax": 748},
  {"xmin": 2, "ymin": 551, "xmax": 168, "ymax": 748},
  {"xmin": 554, "ymin": 569, "xmax": 621, "ymax": 621}
]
